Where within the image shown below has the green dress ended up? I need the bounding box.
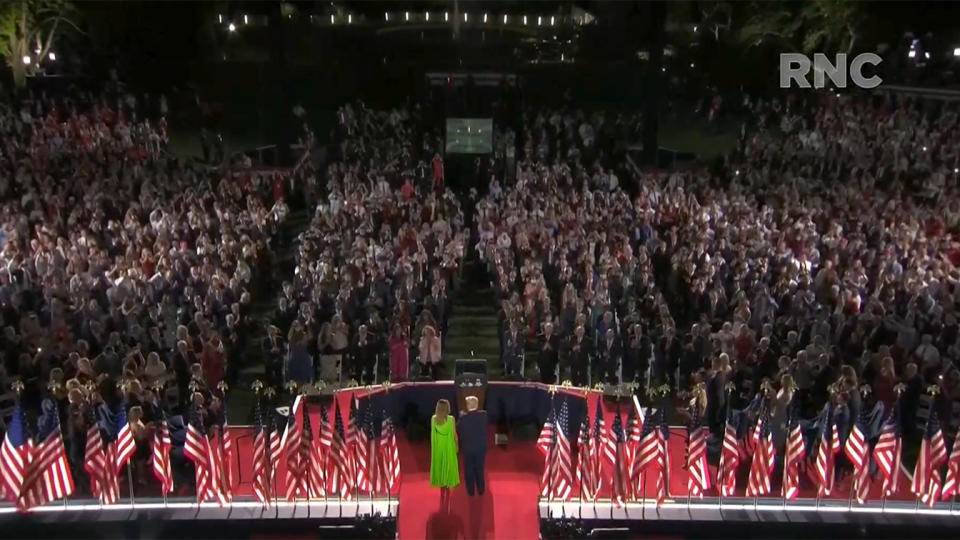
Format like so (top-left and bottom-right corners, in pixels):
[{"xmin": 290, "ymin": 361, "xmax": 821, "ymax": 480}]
[{"xmin": 430, "ymin": 415, "xmax": 460, "ymax": 488}]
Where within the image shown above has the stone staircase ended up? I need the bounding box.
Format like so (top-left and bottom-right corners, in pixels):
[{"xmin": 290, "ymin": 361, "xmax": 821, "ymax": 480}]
[{"xmin": 227, "ymin": 206, "xmax": 312, "ymax": 421}]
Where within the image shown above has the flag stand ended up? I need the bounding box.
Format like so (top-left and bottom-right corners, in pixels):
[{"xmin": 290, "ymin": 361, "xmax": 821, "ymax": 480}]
[
  {"xmin": 640, "ymin": 473, "xmax": 647, "ymax": 520},
  {"xmin": 847, "ymin": 475, "xmax": 855, "ymax": 511},
  {"xmin": 127, "ymin": 466, "xmax": 135, "ymax": 507}
]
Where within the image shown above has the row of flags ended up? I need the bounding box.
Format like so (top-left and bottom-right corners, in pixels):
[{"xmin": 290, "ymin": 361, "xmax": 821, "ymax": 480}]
[
  {"xmin": 538, "ymin": 395, "xmax": 960, "ymax": 507},
  {"xmin": 540, "ymin": 395, "xmax": 672, "ymax": 507},
  {"xmin": 0, "ymin": 392, "xmax": 401, "ymax": 511},
  {"xmin": 250, "ymin": 395, "xmax": 401, "ymax": 507}
]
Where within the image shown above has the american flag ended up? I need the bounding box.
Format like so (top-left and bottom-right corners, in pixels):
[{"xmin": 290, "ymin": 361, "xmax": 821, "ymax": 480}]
[
  {"xmin": 686, "ymin": 405, "xmax": 710, "ymax": 498},
  {"xmin": 718, "ymin": 405, "xmax": 740, "ymax": 497},
  {"xmin": 782, "ymin": 403, "xmax": 805, "ymax": 500},
  {"xmin": 303, "ymin": 405, "xmax": 325, "ymax": 498},
  {"xmin": 553, "ymin": 401, "xmax": 574, "ymax": 501},
  {"xmin": 636, "ymin": 405, "xmax": 668, "ymax": 505},
  {"xmin": 251, "ymin": 397, "xmax": 270, "ymax": 506},
  {"xmin": 268, "ymin": 412, "xmax": 283, "ymax": 501},
  {"xmin": 329, "ymin": 399, "xmax": 353, "ymax": 499},
  {"xmin": 151, "ymin": 414, "xmax": 173, "ymax": 495},
  {"xmin": 83, "ymin": 408, "xmax": 109, "ymax": 504},
  {"xmin": 745, "ymin": 407, "xmax": 774, "ymax": 497},
  {"xmin": 912, "ymin": 411, "xmax": 947, "ymax": 507},
  {"xmin": 283, "ymin": 395, "xmax": 304, "ymax": 501},
  {"xmin": 844, "ymin": 402, "xmax": 871, "ymax": 504},
  {"xmin": 18, "ymin": 403, "xmax": 74, "ymax": 511},
  {"xmin": 588, "ymin": 400, "xmax": 605, "ymax": 501},
  {"xmin": 624, "ymin": 397, "xmax": 643, "ymax": 499},
  {"xmin": 380, "ymin": 411, "xmax": 401, "ymax": 493},
  {"xmin": 940, "ymin": 429, "xmax": 960, "ymax": 501},
  {"xmin": 113, "ymin": 404, "xmax": 136, "ymax": 474},
  {"xmin": 874, "ymin": 402, "xmax": 903, "ymax": 496},
  {"xmin": 349, "ymin": 397, "xmax": 370, "ymax": 494},
  {"xmin": 609, "ymin": 409, "xmax": 630, "ymax": 507},
  {"xmin": 184, "ymin": 406, "xmax": 226, "ymax": 504},
  {"xmin": 0, "ymin": 399, "xmax": 28, "ymax": 505},
  {"xmin": 537, "ymin": 406, "xmax": 556, "ymax": 498},
  {"xmin": 219, "ymin": 410, "xmax": 235, "ymax": 501},
  {"xmin": 364, "ymin": 406, "xmax": 383, "ymax": 495},
  {"xmin": 575, "ymin": 408, "xmax": 594, "ymax": 501},
  {"xmin": 814, "ymin": 405, "xmax": 838, "ymax": 497}
]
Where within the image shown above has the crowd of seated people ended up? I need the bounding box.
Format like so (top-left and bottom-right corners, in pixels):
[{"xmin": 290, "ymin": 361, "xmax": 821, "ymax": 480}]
[
  {"xmin": 0, "ymin": 88, "xmax": 298, "ymax": 494},
  {"xmin": 480, "ymin": 93, "xmax": 960, "ymax": 450},
  {"xmin": 275, "ymin": 101, "xmax": 466, "ymax": 387}
]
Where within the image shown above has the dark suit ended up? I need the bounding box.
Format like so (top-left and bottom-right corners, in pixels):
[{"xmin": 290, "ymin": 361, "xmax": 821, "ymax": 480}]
[
  {"xmin": 458, "ymin": 409, "xmax": 489, "ymax": 495},
  {"xmin": 599, "ymin": 336, "xmax": 623, "ymax": 383}
]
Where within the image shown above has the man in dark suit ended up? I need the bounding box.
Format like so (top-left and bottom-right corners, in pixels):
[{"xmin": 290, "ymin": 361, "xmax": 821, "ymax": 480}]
[
  {"xmin": 538, "ymin": 322, "xmax": 560, "ymax": 383},
  {"xmin": 458, "ymin": 396, "xmax": 488, "ymax": 496},
  {"xmin": 599, "ymin": 328, "xmax": 623, "ymax": 383}
]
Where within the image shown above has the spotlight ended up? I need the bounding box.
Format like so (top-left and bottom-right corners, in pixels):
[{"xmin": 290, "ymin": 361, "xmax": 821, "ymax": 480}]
[
  {"xmin": 538, "ymin": 16, "xmax": 542, "ymax": 26},
  {"xmin": 908, "ymin": 50, "xmax": 917, "ymax": 58},
  {"xmin": 550, "ymin": 16, "xmax": 555, "ymax": 26},
  {"xmin": 385, "ymin": 12, "xmax": 389, "ymax": 21},
  {"xmin": 348, "ymin": 14, "xmax": 352, "ymax": 24},
  {"xmin": 955, "ymin": 168, "xmax": 959, "ymax": 173},
  {"xmin": 227, "ymin": 22, "xmax": 236, "ymax": 32},
  {"xmin": 218, "ymin": 13, "xmax": 223, "ymax": 24},
  {"xmin": 48, "ymin": 51, "xmax": 56, "ymax": 61},
  {"xmin": 445, "ymin": 11, "xmax": 449, "ymax": 21},
  {"xmin": 464, "ymin": 13, "xmax": 468, "ymax": 22},
  {"xmin": 503, "ymin": 14, "xmax": 508, "ymax": 24},
  {"xmin": 523, "ymin": 15, "xmax": 527, "ymax": 25},
  {"xmin": 923, "ymin": 146, "xmax": 928, "ymax": 152},
  {"xmin": 735, "ymin": 170, "xmax": 740, "ymax": 176},
  {"xmin": 690, "ymin": 63, "xmax": 695, "ymax": 68},
  {"xmin": 483, "ymin": 13, "xmax": 488, "ymax": 23},
  {"xmin": 330, "ymin": 14, "xmax": 335, "ymax": 23},
  {"xmin": 924, "ymin": 51, "xmax": 930, "ymax": 59},
  {"xmin": 244, "ymin": 14, "xmax": 248, "ymax": 25},
  {"xmin": 955, "ymin": 47, "xmax": 960, "ymax": 57},
  {"xmin": 22, "ymin": 56, "xmax": 31, "ymax": 65},
  {"xmin": 693, "ymin": 25, "xmax": 698, "ymax": 32}
]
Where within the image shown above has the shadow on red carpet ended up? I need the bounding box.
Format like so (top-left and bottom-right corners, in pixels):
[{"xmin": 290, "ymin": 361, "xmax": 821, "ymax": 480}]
[{"xmin": 397, "ymin": 428, "xmax": 541, "ymax": 540}]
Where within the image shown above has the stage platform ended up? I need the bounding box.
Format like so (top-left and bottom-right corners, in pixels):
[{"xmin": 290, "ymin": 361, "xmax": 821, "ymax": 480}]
[
  {"xmin": 0, "ymin": 497, "xmax": 398, "ymax": 522},
  {"xmin": 539, "ymin": 498, "xmax": 960, "ymax": 538}
]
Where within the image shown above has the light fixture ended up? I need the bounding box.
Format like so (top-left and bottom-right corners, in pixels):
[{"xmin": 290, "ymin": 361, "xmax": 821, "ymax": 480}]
[
  {"xmin": 424, "ymin": 12, "xmax": 428, "ymax": 21},
  {"xmin": 348, "ymin": 14, "xmax": 352, "ymax": 24},
  {"xmin": 954, "ymin": 47, "xmax": 960, "ymax": 57},
  {"xmin": 523, "ymin": 15, "xmax": 527, "ymax": 25},
  {"xmin": 923, "ymin": 146, "xmax": 928, "ymax": 152},
  {"xmin": 244, "ymin": 14, "xmax": 249, "ymax": 24},
  {"xmin": 330, "ymin": 14, "xmax": 335, "ymax": 24},
  {"xmin": 908, "ymin": 50, "xmax": 917, "ymax": 58},
  {"xmin": 218, "ymin": 13, "xmax": 223, "ymax": 24},
  {"xmin": 385, "ymin": 12, "xmax": 389, "ymax": 21},
  {"xmin": 690, "ymin": 63, "xmax": 695, "ymax": 68},
  {"xmin": 48, "ymin": 51, "xmax": 56, "ymax": 61},
  {"xmin": 445, "ymin": 11, "xmax": 449, "ymax": 21},
  {"xmin": 22, "ymin": 56, "xmax": 31, "ymax": 65},
  {"xmin": 955, "ymin": 168, "xmax": 959, "ymax": 173},
  {"xmin": 483, "ymin": 13, "xmax": 488, "ymax": 23},
  {"xmin": 924, "ymin": 51, "xmax": 930, "ymax": 59},
  {"xmin": 464, "ymin": 12, "xmax": 468, "ymax": 22},
  {"xmin": 228, "ymin": 22, "xmax": 236, "ymax": 32},
  {"xmin": 661, "ymin": 66, "xmax": 665, "ymax": 72},
  {"xmin": 693, "ymin": 25, "xmax": 698, "ymax": 32},
  {"xmin": 538, "ymin": 16, "xmax": 542, "ymax": 26},
  {"xmin": 503, "ymin": 14, "xmax": 508, "ymax": 24},
  {"xmin": 735, "ymin": 170, "xmax": 740, "ymax": 176},
  {"xmin": 561, "ymin": 53, "xmax": 564, "ymax": 61},
  {"xmin": 550, "ymin": 16, "xmax": 555, "ymax": 26}
]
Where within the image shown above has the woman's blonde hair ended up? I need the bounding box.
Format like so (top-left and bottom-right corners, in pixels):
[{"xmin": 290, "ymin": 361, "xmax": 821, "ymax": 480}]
[{"xmin": 435, "ymin": 399, "xmax": 450, "ymax": 422}]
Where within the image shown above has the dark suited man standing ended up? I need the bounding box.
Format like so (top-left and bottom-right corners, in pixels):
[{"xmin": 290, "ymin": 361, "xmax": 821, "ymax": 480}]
[{"xmin": 458, "ymin": 396, "xmax": 488, "ymax": 496}]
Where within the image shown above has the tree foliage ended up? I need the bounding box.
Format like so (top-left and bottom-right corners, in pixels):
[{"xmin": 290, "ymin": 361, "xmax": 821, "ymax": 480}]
[
  {"xmin": 0, "ymin": 0, "xmax": 80, "ymax": 90},
  {"xmin": 738, "ymin": 0, "xmax": 862, "ymax": 55}
]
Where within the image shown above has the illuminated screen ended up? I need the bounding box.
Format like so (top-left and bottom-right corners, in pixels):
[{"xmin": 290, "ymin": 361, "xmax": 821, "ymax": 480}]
[{"xmin": 445, "ymin": 118, "xmax": 493, "ymax": 154}]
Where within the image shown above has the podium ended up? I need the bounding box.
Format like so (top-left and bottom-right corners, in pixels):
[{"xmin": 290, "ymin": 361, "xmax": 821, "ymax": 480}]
[{"xmin": 455, "ymin": 359, "xmax": 488, "ymax": 413}]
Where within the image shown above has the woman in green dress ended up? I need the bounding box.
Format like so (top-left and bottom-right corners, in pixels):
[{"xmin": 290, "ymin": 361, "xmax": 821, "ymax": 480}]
[{"xmin": 430, "ymin": 399, "xmax": 460, "ymax": 505}]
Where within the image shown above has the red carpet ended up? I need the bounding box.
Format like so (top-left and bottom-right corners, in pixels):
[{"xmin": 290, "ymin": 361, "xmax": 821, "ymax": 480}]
[{"xmin": 396, "ymin": 428, "xmax": 542, "ymax": 540}]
